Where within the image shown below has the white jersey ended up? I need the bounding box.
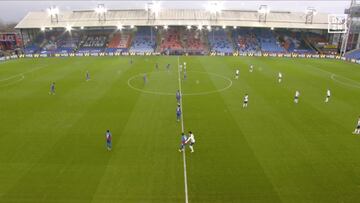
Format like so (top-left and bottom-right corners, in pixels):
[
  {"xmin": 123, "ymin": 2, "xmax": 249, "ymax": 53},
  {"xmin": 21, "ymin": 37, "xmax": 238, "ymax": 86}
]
[
  {"xmin": 358, "ymin": 119, "xmax": 360, "ymax": 126},
  {"xmin": 236, "ymin": 70, "xmax": 240, "ymax": 75},
  {"xmin": 250, "ymin": 65, "xmax": 253, "ymax": 69},
  {"xmin": 327, "ymin": 89, "xmax": 331, "ymax": 97},
  {"xmin": 183, "ymin": 62, "xmax": 186, "ymax": 66},
  {"xmin": 295, "ymin": 91, "xmax": 300, "ymax": 97},
  {"xmin": 186, "ymin": 133, "xmax": 195, "ymax": 143},
  {"xmin": 244, "ymin": 95, "xmax": 249, "ymax": 102},
  {"xmin": 278, "ymin": 72, "xmax": 282, "ymax": 78}
]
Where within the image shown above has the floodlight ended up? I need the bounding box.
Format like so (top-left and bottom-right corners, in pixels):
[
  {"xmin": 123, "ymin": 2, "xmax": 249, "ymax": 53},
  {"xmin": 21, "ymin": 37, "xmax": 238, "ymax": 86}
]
[
  {"xmin": 164, "ymin": 25, "xmax": 168, "ymax": 30},
  {"xmin": 233, "ymin": 26, "xmax": 237, "ymax": 29},
  {"xmin": 148, "ymin": 1, "xmax": 161, "ymax": 16},
  {"xmin": 187, "ymin": 25, "xmax": 192, "ymax": 30},
  {"xmin": 306, "ymin": 7, "xmax": 317, "ymax": 15},
  {"xmin": 95, "ymin": 4, "xmax": 107, "ymax": 14},
  {"xmin": 258, "ymin": 5, "xmax": 269, "ymax": 14},
  {"xmin": 80, "ymin": 26, "xmax": 84, "ymax": 30},
  {"xmin": 130, "ymin": 25, "xmax": 135, "ymax": 29},
  {"xmin": 117, "ymin": 24, "xmax": 123, "ymax": 30},
  {"xmin": 207, "ymin": 25, "xmax": 211, "ymax": 31},
  {"xmin": 47, "ymin": 6, "xmax": 59, "ymax": 16},
  {"xmin": 197, "ymin": 25, "xmax": 203, "ymax": 30},
  {"xmin": 206, "ymin": 1, "xmax": 223, "ymax": 14},
  {"xmin": 66, "ymin": 25, "xmax": 72, "ymax": 32},
  {"xmin": 270, "ymin": 27, "xmax": 274, "ymax": 30},
  {"xmin": 40, "ymin": 27, "xmax": 45, "ymax": 31},
  {"xmin": 222, "ymin": 25, "xmax": 226, "ymax": 29}
]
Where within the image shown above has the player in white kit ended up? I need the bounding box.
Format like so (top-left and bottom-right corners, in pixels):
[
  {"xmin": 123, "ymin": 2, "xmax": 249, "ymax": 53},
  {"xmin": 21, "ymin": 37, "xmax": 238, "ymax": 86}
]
[
  {"xmin": 243, "ymin": 94, "xmax": 249, "ymax": 108},
  {"xmin": 235, "ymin": 69, "xmax": 240, "ymax": 79},
  {"xmin": 353, "ymin": 116, "xmax": 360, "ymax": 134},
  {"xmin": 278, "ymin": 72, "xmax": 283, "ymax": 83},
  {"xmin": 325, "ymin": 89, "xmax": 331, "ymax": 103},
  {"xmin": 185, "ymin": 131, "xmax": 196, "ymax": 153},
  {"xmin": 249, "ymin": 65, "xmax": 253, "ymax": 72},
  {"xmin": 294, "ymin": 90, "xmax": 300, "ymax": 103}
]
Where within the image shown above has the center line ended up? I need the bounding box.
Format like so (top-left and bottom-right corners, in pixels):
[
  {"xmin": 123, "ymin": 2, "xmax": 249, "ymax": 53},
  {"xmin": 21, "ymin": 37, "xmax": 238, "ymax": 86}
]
[{"xmin": 177, "ymin": 56, "xmax": 189, "ymax": 203}]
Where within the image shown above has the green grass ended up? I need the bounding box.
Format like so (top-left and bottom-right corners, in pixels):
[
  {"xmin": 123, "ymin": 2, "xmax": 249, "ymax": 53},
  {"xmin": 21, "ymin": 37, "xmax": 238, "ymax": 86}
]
[{"xmin": 0, "ymin": 56, "xmax": 360, "ymax": 202}]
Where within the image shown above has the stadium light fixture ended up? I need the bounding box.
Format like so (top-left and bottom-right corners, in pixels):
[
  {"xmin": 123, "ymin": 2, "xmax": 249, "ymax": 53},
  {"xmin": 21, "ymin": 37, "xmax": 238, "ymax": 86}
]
[
  {"xmin": 80, "ymin": 26, "xmax": 84, "ymax": 30},
  {"xmin": 130, "ymin": 25, "xmax": 135, "ymax": 29},
  {"xmin": 306, "ymin": 7, "xmax": 317, "ymax": 15},
  {"xmin": 258, "ymin": 5, "xmax": 269, "ymax": 14},
  {"xmin": 207, "ymin": 25, "xmax": 212, "ymax": 31},
  {"xmin": 258, "ymin": 5, "xmax": 269, "ymax": 22},
  {"xmin": 222, "ymin": 25, "xmax": 226, "ymax": 29},
  {"xmin": 187, "ymin": 25, "xmax": 192, "ymax": 30},
  {"xmin": 148, "ymin": 1, "xmax": 161, "ymax": 16},
  {"xmin": 95, "ymin": 4, "xmax": 107, "ymax": 22},
  {"xmin": 197, "ymin": 25, "xmax": 203, "ymax": 30},
  {"xmin": 305, "ymin": 7, "xmax": 317, "ymax": 24},
  {"xmin": 117, "ymin": 24, "xmax": 123, "ymax": 30},
  {"xmin": 95, "ymin": 4, "xmax": 107, "ymax": 14},
  {"xmin": 206, "ymin": 1, "xmax": 223, "ymax": 14},
  {"xmin": 233, "ymin": 26, "xmax": 237, "ymax": 29},
  {"xmin": 40, "ymin": 27, "xmax": 45, "ymax": 31},
  {"xmin": 270, "ymin": 27, "xmax": 274, "ymax": 30},
  {"xmin": 164, "ymin": 25, "xmax": 168, "ymax": 30},
  {"xmin": 47, "ymin": 6, "xmax": 59, "ymax": 16},
  {"xmin": 65, "ymin": 25, "xmax": 72, "ymax": 32},
  {"xmin": 48, "ymin": 6, "xmax": 59, "ymax": 23}
]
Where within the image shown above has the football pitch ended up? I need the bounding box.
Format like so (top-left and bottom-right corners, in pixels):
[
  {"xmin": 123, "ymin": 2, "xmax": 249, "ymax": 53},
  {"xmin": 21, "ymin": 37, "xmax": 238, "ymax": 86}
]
[{"xmin": 0, "ymin": 56, "xmax": 360, "ymax": 202}]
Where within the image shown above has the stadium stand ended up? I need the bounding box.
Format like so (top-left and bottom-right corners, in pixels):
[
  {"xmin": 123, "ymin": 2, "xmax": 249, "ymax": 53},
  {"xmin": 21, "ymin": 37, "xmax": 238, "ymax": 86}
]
[
  {"xmin": 55, "ymin": 32, "xmax": 80, "ymax": 54},
  {"xmin": 276, "ymin": 30, "xmax": 316, "ymax": 54},
  {"xmin": 129, "ymin": 27, "xmax": 156, "ymax": 53},
  {"xmin": 159, "ymin": 27, "xmax": 184, "ymax": 54},
  {"xmin": 344, "ymin": 49, "xmax": 360, "ymax": 59},
  {"xmin": 24, "ymin": 34, "xmax": 44, "ymax": 54},
  {"xmin": 256, "ymin": 29, "xmax": 285, "ymax": 53},
  {"xmin": 233, "ymin": 29, "xmax": 260, "ymax": 53},
  {"xmin": 78, "ymin": 31, "xmax": 108, "ymax": 53},
  {"xmin": 208, "ymin": 29, "xmax": 233, "ymax": 54},
  {"xmin": 184, "ymin": 29, "xmax": 206, "ymax": 54},
  {"xmin": 106, "ymin": 31, "xmax": 132, "ymax": 53}
]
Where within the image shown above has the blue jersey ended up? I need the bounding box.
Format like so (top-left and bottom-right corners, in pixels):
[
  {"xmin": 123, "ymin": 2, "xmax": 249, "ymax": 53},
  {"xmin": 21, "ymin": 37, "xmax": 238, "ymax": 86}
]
[
  {"xmin": 50, "ymin": 84, "xmax": 55, "ymax": 91},
  {"xmin": 176, "ymin": 107, "xmax": 181, "ymax": 116},
  {"xmin": 176, "ymin": 91, "xmax": 181, "ymax": 100},
  {"xmin": 106, "ymin": 132, "xmax": 112, "ymax": 142},
  {"xmin": 181, "ymin": 135, "xmax": 187, "ymax": 144}
]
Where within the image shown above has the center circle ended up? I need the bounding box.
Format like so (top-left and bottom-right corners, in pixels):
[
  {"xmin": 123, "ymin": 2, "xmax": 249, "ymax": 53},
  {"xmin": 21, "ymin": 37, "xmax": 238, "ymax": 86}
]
[{"xmin": 127, "ymin": 71, "xmax": 232, "ymax": 96}]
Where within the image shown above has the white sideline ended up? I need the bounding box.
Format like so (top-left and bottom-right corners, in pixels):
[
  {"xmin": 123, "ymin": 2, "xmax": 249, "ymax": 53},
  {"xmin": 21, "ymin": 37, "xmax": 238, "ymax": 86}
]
[{"xmin": 177, "ymin": 56, "xmax": 189, "ymax": 203}]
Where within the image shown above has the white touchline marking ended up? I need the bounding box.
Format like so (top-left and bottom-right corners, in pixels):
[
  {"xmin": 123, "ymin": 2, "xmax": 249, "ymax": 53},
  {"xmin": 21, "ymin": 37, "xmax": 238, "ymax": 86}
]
[{"xmin": 177, "ymin": 56, "xmax": 189, "ymax": 203}]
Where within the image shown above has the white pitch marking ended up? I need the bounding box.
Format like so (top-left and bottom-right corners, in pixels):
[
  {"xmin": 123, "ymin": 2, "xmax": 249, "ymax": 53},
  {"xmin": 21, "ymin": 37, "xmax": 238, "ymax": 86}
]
[
  {"xmin": 178, "ymin": 56, "xmax": 189, "ymax": 203},
  {"xmin": 127, "ymin": 71, "xmax": 232, "ymax": 96}
]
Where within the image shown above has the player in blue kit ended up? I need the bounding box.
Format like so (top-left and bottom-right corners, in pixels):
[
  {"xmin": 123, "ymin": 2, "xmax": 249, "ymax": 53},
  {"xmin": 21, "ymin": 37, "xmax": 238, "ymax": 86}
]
[
  {"xmin": 176, "ymin": 105, "xmax": 181, "ymax": 122},
  {"xmin": 176, "ymin": 90, "xmax": 181, "ymax": 104},
  {"xmin": 105, "ymin": 130, "xmax": 112, "ymax": 151},
  {"xmin": 49, "ymin": 82, "xmax": 55, "ymax": 95},
  {"xmin": 86, "ymin": 71, "xmax": 90, "ymax": 81},
  {"xmin": 178, "ymin": 132, "xmax": 187, "ymax": 152},
  {"xmin": 155, "ymin": 63, "xmax": 159, "ymax": 70},
  {"xmin": 143, "ymin": 74, "xmax": 147, "ymax": 84}
]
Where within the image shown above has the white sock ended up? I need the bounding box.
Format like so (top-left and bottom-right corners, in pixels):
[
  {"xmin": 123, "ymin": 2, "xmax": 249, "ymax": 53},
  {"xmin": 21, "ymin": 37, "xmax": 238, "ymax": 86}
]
[{"xmin": 189, "ymin": 146, "xmax": 193, "ymax": 152}]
